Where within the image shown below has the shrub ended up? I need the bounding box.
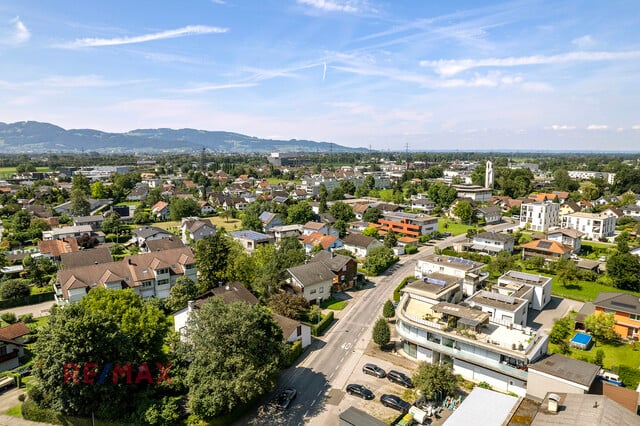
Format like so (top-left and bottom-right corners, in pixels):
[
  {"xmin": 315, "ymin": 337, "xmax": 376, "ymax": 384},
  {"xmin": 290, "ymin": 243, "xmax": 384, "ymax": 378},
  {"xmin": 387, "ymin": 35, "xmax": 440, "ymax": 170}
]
[
  {"xmin": 283, "ymin": 340, "xmax": 303, "ymax": 367},
  {"xmin": 477, "ymin": 381, "xmax": 492, "ymax": 389},
  {"xmin": 373, "ymin": 317, "xmax": 390, "ymax": 348},
  {"xmin": 18, "ymin": 393, "xmax": 26, "ymax": 402},
  {"xmin": 0, "ymin": 279, "xmax": 31, "ymax": 300},
  {"xmin": 21, "ymin": 399, "xmax": 63, "ymax": 424},
  {"xmin": 1, "ymin": 312, "xmax": 17, "ymax": 324},
  {"xmin": 311, "ymin": 311, "xmax": 334, "ymax": 336},
  {"xmin": 382, "ymin": 300, "xmax": 395, "ymax": 318},
  {"xmin": 393, "ymin": 276, "xmax": 415, "ymax": 302},
  {"xmin": 19, "ymin": 313, "xmax": 34, "ymax": 324},
  {"xmin": 405, "ymin": 245, "xmax": 418, "ymax": 255}
]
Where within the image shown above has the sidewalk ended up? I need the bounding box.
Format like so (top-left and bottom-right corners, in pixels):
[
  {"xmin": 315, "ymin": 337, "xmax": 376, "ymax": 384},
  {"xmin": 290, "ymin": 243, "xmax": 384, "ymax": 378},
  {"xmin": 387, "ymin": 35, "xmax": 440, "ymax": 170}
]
[{"xmin": 0, "ymin": 414, "xmax": 55, "ymax": 426}]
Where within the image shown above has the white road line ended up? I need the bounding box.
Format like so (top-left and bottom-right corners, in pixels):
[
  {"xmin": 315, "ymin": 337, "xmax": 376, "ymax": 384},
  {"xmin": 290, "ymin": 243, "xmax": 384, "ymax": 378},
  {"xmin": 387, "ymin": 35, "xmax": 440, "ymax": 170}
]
[
  {"xmin": 311, "ymin": 398, "xmax": 317, "ymax": 406},
  {"xmin": 303, "ymin": 410, "xmax": 309, "ymax": 418},
  {"xmin": 317, "ymin": 389, "xmax": 323, "ymax": 397}
]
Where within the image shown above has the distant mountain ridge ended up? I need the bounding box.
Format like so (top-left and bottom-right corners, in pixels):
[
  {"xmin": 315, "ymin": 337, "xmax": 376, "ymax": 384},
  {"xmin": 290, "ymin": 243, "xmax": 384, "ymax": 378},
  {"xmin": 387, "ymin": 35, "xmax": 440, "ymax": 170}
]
[{"xmin": 0, "ymin": 121, "xmax": 365, "ymax": 154}]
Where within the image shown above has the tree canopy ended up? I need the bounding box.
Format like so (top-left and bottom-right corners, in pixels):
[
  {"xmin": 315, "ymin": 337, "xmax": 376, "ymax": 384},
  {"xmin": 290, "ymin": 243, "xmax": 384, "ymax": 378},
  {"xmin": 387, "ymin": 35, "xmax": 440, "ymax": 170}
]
[
  {"xmin": 412, "ymin": 362, "xmax": 458, "ymax": 402},
  {"xmin": 184, "ymin": 298, "xmax": 284, "ymax": 419}
]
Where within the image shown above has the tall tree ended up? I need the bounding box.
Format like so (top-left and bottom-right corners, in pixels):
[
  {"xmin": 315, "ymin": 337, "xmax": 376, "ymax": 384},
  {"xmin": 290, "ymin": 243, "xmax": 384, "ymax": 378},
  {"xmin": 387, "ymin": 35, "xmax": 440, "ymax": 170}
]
[
  {"xmin": 606, "ymin": 252, "xmax": 640, "ymax": 291},
  {"xmin": 412, "ymin": 362, "xmax": 457, "ymax": 402},
  {"xmin": 195, "ymin": 234, "xmax": 232, "ymax": 292},
  {"xmin": 70, "ymin": 188, "xmax": 91, "ymax": 216},
  {"xmin": 184, "ymin": 298, "xmax": 284, "ymax": 419},
  {"xmin": 453, "ymin": 200, "xmax": 474, "ymax": 223},
  {"xmin": 165, "ymin": 276, "xmax": 198, "ymax": 312},
  {"xmin": 384, "ymin": 230, "xmax": 398, "ymax": 248},
  {"xmin": 585, "ymin": 312, "xmax": 618, "ymax": 343},
  {"xmin": 362, "ymin": 207, "xmax": 382, "ymax": 223},
  {"xmin": 169, "ymin": 198, "xmax": 200, "ymax": 221},
  {"xmin": 268, "ymin": 292, "xmax": 309, "ymax": 321},
  {"xmin": 329, "ymin": 201, "xmax": 355, "ymax": 222},
  {"xmin": 286, "ymin": 201, "xmax": 314, "ymax": 224},
  {"xmin": 372, "ymin": 317, "xmax": 390, "ymax": 348}
]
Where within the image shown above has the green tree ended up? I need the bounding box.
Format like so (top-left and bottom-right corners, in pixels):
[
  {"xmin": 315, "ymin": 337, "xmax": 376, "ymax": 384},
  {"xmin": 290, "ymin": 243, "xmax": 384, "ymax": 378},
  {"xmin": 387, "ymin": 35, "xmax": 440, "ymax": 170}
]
[
  {"xmin": 372, "ymin": 317, "xmax": 390, "ymax": 348},
  {"xmin": 0, "ymin": 279, "xmax": 30, "ymax": 300},
  {"xmin": 169, "ymin": 198, "xmax": 200, "ymax": 221},
  {"xmin": 553, "ymin": 169, "xmax": 579, "ymax": 192},
  {"xmin": 329, "ymin": 201, "xmax": 355, "ymax": 222},
  {"xmin": 453, "ymin": 200, "xmax": 474, "ymax": 223},
  {"xmin": 165, "ymin": 276, "xmax": 198, "ymax": 312},
  {"xmin": 594, "ymin": 349, "xmax": 605, "ymax": 367},
  {"xmin": 362, "ymin": 207, "xmax": 381, "ymax": 223},
  {"xmin": 487, "ymin": 251, "xmax": 517, "ymax": 276},
  {"xmin": 101, "ymin": 212, "xmax": 122, "ymax": 235},
  {"xmin": 319, "ymin": 184, "xmax": 328, "ymax": 214},
  {"xmin": 184, "ymin": 298, "xmax": 284, "ymax": 419},
  {"xmin": 617, "ymin": 191, "xmax": 637, "ymax": 207},
  {"xmin": 195, "ymin": 233, "xmax": 232, "ymax": 292},
  {"xmin": 579, "ymin": 181, "xmax": 599, "ymax": 201},
  {"xmin": 549, "ymin": 316, "xmax": 574, "ymax": 344},
  {"xmin": 286, "ymin": 201, "xmax": 314, "ymax": 224},
  {"xmin": 70, "ymin": 188, "xmax": 91, "ymax": 216},
  {"xmin": 382, "ymin": 300, "xmax": 395, "ymax": 319},
  {"xmin": 71, "ymin": 174, "xmax": 91, "ymax": 194},
  {"xmin": 13, "ymin": 210, "xmax": 31, "ymax": 232},
  {"xmin": 384, "ymin": 230, "xmax": 397, "ymax": 248},
  {"xmin": 427, "ymin": 182, "xmax": 457, "ymax": 208},
  {"xmin": 365, "ymin": 246, "xmax": 395, "ymax": 275},
  {"xmin": 412, "ymin": 362, "xmax": 458, "ymax": 402},
  {"xmin": 615, "ymin": 231, "xmax": 630, "ymax": 253},
  {"xmin": 31, "ymin": 289, "xmax": 167, "ymax": 419},
  {"xmin": 362, "ymin": 226, "xmax": 379, "ymax": 238},
  {"xmin": 585, "ymin": 312, "xmax": 618, "ymax": 343},
  {"xmin": 133, "ymin": 209, "xmax": 151, "ymax": 225},
  {"xmin": 241, "ymin": 203, "xmax": 263, "ymax": 232},
  {"xmin": 90, "ymin": 181, "xmax": 106, "ymax": 199},
  {"xmin": 268, "ymin": 292, "xmax": 309, "ymax": 321},
  {"xmin": 470, "ymin": 165, "xmax": 486, "ymax": 187},
  {"xmin": 606, "ymin": 252, "xmax": 640, "ymax": 291},
  {"xmin": 555, "ymin": 257, "xmax": 579, "ymax": 287}
]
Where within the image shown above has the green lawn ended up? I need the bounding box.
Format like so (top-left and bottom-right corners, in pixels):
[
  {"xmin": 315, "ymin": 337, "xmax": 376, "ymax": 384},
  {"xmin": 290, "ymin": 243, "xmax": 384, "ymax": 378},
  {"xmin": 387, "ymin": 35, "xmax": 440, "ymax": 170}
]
[
  {"xmin": 4, "ymin": 404, "xmax": 22, "ymax": 418},
  {"xmin": 438, "ymin": 218, "xmax": 475, "ymax": 236},
  {"xmin": 0, "ymin": 166, "xmax": 49, "ymax": 178},
  {"xmin": 320, "ymin": 298, "xmax": 348, "ymax": 310},
  {"xmin": 266, "ymin": 178, "xmax": 300, "ymax": 185}
]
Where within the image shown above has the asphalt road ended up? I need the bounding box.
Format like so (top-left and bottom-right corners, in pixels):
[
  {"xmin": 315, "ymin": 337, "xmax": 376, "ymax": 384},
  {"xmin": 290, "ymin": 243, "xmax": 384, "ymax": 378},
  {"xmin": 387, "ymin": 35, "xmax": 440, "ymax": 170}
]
[{"xmin": 236, "ymin": 221, "xmax": 516, "ymax": 426}]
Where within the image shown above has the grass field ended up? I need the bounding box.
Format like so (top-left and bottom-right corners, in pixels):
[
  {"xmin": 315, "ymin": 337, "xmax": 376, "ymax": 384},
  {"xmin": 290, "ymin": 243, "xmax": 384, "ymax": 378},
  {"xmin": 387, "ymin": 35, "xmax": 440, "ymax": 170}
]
[
  {"xmin": 320, "ymin": 298, "xmax": 348, "ymax": 310},
  {"xmin": 3, "ymin": 404, "xmax": 22, "ymax": 417},
  {"xmin": 438, "ymin": 218, "xmax": 475, "ymax": 236},
  {"xmin": 0, "ymin": 166, "xmax": 49, "ymax": 178},
  {"xmin": 154, "ymin": 216, "xmax": 242, "ymax": 232},
  {"xmin": 266, "ymin": 178, "xmax": 300, "ymax": 185}
]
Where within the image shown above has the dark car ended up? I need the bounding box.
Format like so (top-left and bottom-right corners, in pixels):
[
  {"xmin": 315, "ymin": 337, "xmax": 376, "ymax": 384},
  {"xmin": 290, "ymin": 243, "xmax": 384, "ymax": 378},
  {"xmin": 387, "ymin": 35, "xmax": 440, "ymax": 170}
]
[
  {"xmin": 346, "ymin": 383, "xmax": 374, "ymax": 400},
  {"xmin": 362, "ymin": 363, "xmax": 386, "ymax": 378},
  {"xmin": 275, "ymin": 388, "xmax": 297, "ymax": 410},
  {"xmin": 380, "ymin": 394, "xmax": 411, "ymax": 413},
  {"xmin": 387, "ymin": 370, "xmax": 414, "ymax": 388}
]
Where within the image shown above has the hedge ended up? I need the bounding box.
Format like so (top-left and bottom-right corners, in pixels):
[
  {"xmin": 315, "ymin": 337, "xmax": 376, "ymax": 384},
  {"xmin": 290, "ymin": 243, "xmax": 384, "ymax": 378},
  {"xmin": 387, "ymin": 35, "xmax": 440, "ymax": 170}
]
[
  {"xmin": 404, "ymin": 245, "xmax": 418, "ymax": 255},
  {"xmin": 310, "ymin": 311, "xmax": 334, "ymax": 336},
  {"xmin": 0, "ymin": 292, "xmax": 55, "ymax": 310},
  {"xmin": 393, "ymin": 276, "xmax": 416, "ymax": 302},
  {"xmin": 283, "ymin": 339, "xmax": 303, "ymax": 367},
  {"xmin": 21, "ymin": 399, "xmax": 63, "ymax": 425}
]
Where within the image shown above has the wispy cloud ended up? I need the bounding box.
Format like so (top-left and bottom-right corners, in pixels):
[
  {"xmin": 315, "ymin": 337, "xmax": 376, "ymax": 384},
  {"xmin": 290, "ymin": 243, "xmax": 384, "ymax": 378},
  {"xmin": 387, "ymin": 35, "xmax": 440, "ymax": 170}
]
[
  {"xmin": 0, "ymin": 75, "xmax": 142, "ymax": 90},
  {"xmin": 170, "ymin": 82, "xmax": 257, "ymax": 94},
  {"xmin": 211, "ymin": 0, "xmax": 226, "ymax": 4},
  {"xmin": 57, "ymin": 25, "xmax": 227, "ymax": 48},
  {"xmin": 2, "ymin": 17, "xmax": 30, "ymax": 46},
  {"xmin": 632, "ymin": 125, "xmax": 640, "ymax": 130},
  {"xmin": 572, "ymin": 35, "xmax": 595, "ymax": 49},
  {"xmin": 587, "ymin": 124, "xmax": 608, "ymax": 130},
  {"xmin": 546, "ymin": 124, "xmax": 576, "ymax": 131},
  {"xmin": 296, "ymin": 0, "xmax": 360, "ymax": 13},
  {"xmin": 420, "ymin": 50, "xmax": 640, "ymax": 76}
]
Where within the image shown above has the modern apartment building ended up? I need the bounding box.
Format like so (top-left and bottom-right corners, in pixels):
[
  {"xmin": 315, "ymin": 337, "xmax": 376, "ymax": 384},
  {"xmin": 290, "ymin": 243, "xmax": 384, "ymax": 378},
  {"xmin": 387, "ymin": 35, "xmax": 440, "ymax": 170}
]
[
  {"xmin": 519, "ymin": 201, "xmax": 559, "ymax": 232},
  {"xmin": 415, "ymin": 254, "xmax": 487, "ymax": 297},
  {"xmin": 396, "ymin": 280, "xmax": 549, "ymax": 396},
  {"xmin": 494, "ymin": 271, "xmax": 553, "ymax": 311},
  {"xmin": 562, "ymin": 212, "xmax": 616, "ymax": 240},
  {"xmin": 377, "ymin": 212, "xmax": 438, "ymax": 238}
]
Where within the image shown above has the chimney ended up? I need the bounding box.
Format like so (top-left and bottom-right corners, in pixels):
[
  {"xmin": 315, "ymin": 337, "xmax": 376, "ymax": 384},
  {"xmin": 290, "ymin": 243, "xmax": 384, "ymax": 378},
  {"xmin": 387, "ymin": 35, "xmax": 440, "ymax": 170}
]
[
  {"xmin": 187, "ymin": 300, "xmax": 194, "ymax": 312},
  {"xmin": 547, "ymin": 394, "xmax": 560, "ymax": 414}
]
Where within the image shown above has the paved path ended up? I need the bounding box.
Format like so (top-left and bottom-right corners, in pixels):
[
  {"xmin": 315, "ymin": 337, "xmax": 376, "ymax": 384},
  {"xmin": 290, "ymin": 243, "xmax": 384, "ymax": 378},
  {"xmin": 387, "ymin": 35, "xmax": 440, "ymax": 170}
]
[
  {"xmin": 0, "ymin": 414, "xmax": 56, "ymax": 426},
  {"xmin": 0, "ymin": 301, "xmax": 54, "ymax": 319}
]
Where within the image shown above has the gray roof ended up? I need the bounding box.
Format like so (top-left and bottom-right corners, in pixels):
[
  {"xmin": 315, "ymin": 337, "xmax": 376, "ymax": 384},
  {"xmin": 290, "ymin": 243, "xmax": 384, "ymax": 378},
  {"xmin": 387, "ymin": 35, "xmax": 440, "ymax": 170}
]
[
  {"xmin": 342, "ymin": 233, "xmax": 378, "ymax": 249},
  {"xmin": 593, "ymin": 292, "xmax": 640, "ymax": 315},
  {"xmin": 474, "ymin": 231, "xmax": 513, "ymax": 243},
  {"xmin": 467, "ymin": 290, "xmax": 527, "ymax": 313},
  {"xmin": 287, "ymin": 262, "xmax": 335, "ymax": 286},
  {"xmin": 146, "ymin": 237, "xmax": 185, "ymax": 252},
  {"xmin": 309, "ymin": 250, "xmax": 353, "ymax": 271},
  {"xmin": 445, "ymin": 387, "xmax": 519, "ymax": 426},
  {"xmin": 192, "ymin": 282, "xmax": 258, "ymax": 308},
  {"xmin": 339, "ymin": 407, "xmax": 387, "ymax": 426},
  {"xmin": 532, "ymin": 393, "xmax": 638, "ymax": 426},
  {"xmin": 134, "ymin": 225, "xmax": 172, "ymax": 239},
  {"xmin": 60, "ymin": 247, "xmax": 113, "ymax": 269},
  {"xmin": 229, "ymin": 230, "xmax": 271, "ymax": 242},
  {"xmin": 528, "ymin": 354, "xmax": 600, "ymax": 387}
]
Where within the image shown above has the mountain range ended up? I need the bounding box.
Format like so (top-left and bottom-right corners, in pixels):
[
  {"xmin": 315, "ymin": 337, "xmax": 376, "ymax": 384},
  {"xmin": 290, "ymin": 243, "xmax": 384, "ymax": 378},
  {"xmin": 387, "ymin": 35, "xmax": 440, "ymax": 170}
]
[{"xmin": 0, "ymin": 121, "xmax": 365, "ymax": 154}]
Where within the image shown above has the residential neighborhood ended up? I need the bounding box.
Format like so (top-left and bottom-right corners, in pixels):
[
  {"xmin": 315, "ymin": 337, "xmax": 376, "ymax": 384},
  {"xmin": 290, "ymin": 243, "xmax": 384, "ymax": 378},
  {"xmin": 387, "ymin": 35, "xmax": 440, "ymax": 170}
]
[{"xmin": 0, "ymin": 152, "xmax": 639, "ymax": 426}]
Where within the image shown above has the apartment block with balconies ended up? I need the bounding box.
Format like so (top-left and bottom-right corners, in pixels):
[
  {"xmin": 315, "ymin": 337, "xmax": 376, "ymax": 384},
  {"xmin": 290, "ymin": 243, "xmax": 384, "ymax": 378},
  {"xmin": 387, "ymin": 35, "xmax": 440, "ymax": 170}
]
[
  {"xmin": 562, "ymin": 212, "xmax": 616, "ymax": 240},
  {"xmin": 415, "ymin": 254, "xmax": 488, "ymax": 297}
]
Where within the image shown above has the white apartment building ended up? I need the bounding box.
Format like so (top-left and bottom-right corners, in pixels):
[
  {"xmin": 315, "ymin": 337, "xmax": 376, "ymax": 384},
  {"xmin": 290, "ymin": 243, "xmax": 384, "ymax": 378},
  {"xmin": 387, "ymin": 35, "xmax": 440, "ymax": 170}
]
[
  {"xmin": 495, "ymin": 271, "xmax": 553, "ymax": 311},
  {"xmin": 562, "ymin": 212, "xmax": 616, "ymax": 240},
  {"xmin": 415, "ymin": 254, "xmax": 488, "ymax": 297},
  {"xmin": 519, "ymin": 201, "xmax": 559, "ymax": 232},
  {"xmin": 466, "ymin": 290, "xmax": 529, "ymax": 327},
  {"xmin": 396, "ymin": 281, "xmax": 549, "ymax": 396},
  {"xmin": 567, "ymin": 171, "xmax": 615, "ymax": 185}
]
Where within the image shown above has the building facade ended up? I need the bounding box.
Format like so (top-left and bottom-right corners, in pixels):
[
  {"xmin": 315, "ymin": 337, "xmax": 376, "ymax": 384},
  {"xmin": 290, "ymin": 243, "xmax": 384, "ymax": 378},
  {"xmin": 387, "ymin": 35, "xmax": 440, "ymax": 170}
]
[{"xmin": 519, "ymin": 201, "xmax": 560, "ymax": 232}]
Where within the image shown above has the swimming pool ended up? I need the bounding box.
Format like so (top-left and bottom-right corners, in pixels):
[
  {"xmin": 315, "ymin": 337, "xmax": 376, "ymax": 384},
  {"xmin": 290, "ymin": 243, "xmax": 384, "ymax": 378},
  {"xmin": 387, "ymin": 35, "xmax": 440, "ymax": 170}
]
[{"xmin": 570, "ymin": 332, "xmax": 593, "ymax": 350}]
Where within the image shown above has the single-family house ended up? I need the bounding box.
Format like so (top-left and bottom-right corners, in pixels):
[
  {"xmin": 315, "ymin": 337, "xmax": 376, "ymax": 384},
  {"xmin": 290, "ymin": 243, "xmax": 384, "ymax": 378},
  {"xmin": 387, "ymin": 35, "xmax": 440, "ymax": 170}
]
[
  {"xmin": 132, "ymin": 226, "xmax": 174, "ymax": 250},
  {"xmin": 302, "ymin": 221, "xmax": 339, "ymax": 237},
  {"xmin": 559, "ymin": 200, "xmax": 581, "ymax": 217},
  {"xmin": 468, "ymin": 232, "xmax": 515, "ymax": 254},
  {"xmin": 520, "ymin": 239, "xmax": 572, "ymax": 260},
  {"xmin": 286, "ymin": 262, "xmax": 335, "ymax": 303},
  {"xmin": 309, "ymin": 251, "xmax": 358, "ymax": 291},
  {"xmin": 475, "ymin": 206, "xmax": 502, "ymax": 225},
  {"xmin": 341, "ymin": 234, "xmax": 383, "ymax": 258},
  {"xmin": 229, "ymin": 230, "xmax": 272, "ymax": 253},
  {"xmin": 72, "ymin": 215, "xmax": 104, "ymax": 230},
  {"xmin": 593, "ymin": 292, "xmax": 640, "ymax": 340},
  {"xmin": 411, "ymin": 198, "xmax": 435, "ymax": 213},
  {"xmin": 38, "ymin": 238, "xmax": 80, "ymax": 261},
  {"xmin": 269, "ymin": 224, "xmax": 303, "ymax": 243},
  {"xmin": 620, "ymin": 204, "xmax": 640, "ymax": 219},
  {"xmin": 259, "ymin": 211, "xmax": 284, "ymax": 233},
  {"xmin": 299, "ymin": 232, "xmax": 342, "ymax": 254},
  {"xmin": 547, "ymin": 228, "xmax": 583, "ymax": 252},
  {"xmin": 0, "ymin": 330, "xmax": 24, "ymax": 372},
  {"xmin": 198, "ymin": 201, "xmax": 215, "ymax": 216},
  {"xmin": 180, "ymin": 217, "xmax": 216, "ymax": 244},
  {"xmin": 150, "ymin": 201, "xmax": 170, "ymax": 220}
]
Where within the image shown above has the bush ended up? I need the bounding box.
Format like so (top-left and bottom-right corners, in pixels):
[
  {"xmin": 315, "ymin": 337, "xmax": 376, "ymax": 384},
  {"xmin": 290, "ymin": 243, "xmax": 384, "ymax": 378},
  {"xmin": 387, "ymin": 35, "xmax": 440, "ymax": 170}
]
[
  {"xmin": 1, "ymin": 312, "xmax": 17, "ymax": 324},
  {"xmin": 283, "ymin": 339, "xmax": 303, "ymax": 367},
  {"xmin": 477, "ymin": 381, "xmax": 492, "ymax": 389},
  {"xmin": 310, "ymin": 311, "xmax": 334, "ymax": 336},
  {"xmin": 21, "ymin": 399, "xmax": 63, "ymax": 425},
  {"xmin": 0, "ymin": 279, "xmax": 31, "ymax": 300},
  {"xmin": 382, "ymin": 300, "xmax": 395, "ymax": 318},
  {"xmin": 618, "ymin": 365, "xmax": 640, "ymax": 389},
  {"xmin": 404, "ymin": 245, "xmax": 418, "ymax": 255},
  {"xmin": 373, "ymin": 317, "xmax": 390, "ymax": 348},
  {"xmin": 18, "ymin": 393, "xmax": 26, "ymax": 402},
  {"xmin": 393, "ymin": 276, "xmax": 416, "ymax": 302},
  {"xmin": 19, "ymin": 313, "xmax": 34, "ymax": 324}
]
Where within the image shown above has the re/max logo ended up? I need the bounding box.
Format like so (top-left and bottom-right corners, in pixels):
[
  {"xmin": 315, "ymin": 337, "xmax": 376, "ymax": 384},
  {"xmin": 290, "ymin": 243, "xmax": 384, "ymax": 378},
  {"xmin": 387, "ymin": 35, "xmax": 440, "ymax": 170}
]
[{"xmin": 63, "ymin": 362, "xmax": 171, "ymax": 385}]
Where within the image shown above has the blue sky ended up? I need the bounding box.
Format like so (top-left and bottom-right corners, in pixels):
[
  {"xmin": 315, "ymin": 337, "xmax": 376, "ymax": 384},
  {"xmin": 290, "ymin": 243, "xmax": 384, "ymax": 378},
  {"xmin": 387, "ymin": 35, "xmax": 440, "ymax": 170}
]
[{"xmin": 1, "ymin": 0, "xmax": 639, "ymax": 151}]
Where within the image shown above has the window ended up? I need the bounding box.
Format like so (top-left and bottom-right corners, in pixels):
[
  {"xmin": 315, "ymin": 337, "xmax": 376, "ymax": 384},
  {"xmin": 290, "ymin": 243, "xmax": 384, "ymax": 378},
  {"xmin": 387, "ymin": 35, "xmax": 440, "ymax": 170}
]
[
  {"xmin": 631, "ymin": 313, "xmax": 640, "ymax": 321},
  {"xmin": 319, "ymin": 287, "xmax": 324, "ymax": 293},
  {"xmin": 0, "ymin": 345, "xmax": 6, "ymax": 356},
  {"xmin": 297, "ymin": 325, "xmax": 302, "ymax": 337},
  {"xmin": 158, "ymin": 279, "xmax": 169, "ymax": 286},
  {"xmin": 310, "ymin": 289, "xmax": 316, "ymax": 294}
]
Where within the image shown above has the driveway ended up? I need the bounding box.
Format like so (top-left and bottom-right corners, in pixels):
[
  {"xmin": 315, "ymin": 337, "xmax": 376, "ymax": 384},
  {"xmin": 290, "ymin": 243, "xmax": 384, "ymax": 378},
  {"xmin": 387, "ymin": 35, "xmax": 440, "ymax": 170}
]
[
  {"xmin": 0, "ymin": 301, "xmax": 54, "ymax": 320},
  {"xmin": 527, "ymin": 296, "xmax": 584, "ymax": 333}
]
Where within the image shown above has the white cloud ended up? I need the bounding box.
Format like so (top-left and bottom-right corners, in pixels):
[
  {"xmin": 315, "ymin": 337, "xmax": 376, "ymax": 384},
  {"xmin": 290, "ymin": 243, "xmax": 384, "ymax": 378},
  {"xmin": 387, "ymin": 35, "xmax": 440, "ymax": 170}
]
[
  {"xmin": 57, "ymin": 25, "xmax": 227, "ymax": 48},
  {"xmin": 631, "ymin": 125, "xmax": 640, "ymax": 130},
  {"xmin": 211, "ymin": 0, "xmax": 226, "ymax": 4},
  {"xmin": 169, "ymin": 82, "xmax": 258, "ymax": 93},
  {"xmin": 2, "ymin": 17, "xmax": 31, "ymax": 45},
  {"xmin": 296, "ymin": 0, "xmax": 359, "ymax": 13},
  {"xmin": 572, "ymin": 35, "xmax": 595, "ymax": 49},
  {"xmin": 586, "ymin": 124, "xmax": 608, "ymax": 130},
  {"xmin": 547, "ymin": 125, "xmax": 576, "ymax": 131},
  {"xmin": 0, "ymin": 75, "xmax": 143, "ymax": 92},
  {"xmin": 420, "ymin": 50, "xmax": 640, "ymax": 76}
]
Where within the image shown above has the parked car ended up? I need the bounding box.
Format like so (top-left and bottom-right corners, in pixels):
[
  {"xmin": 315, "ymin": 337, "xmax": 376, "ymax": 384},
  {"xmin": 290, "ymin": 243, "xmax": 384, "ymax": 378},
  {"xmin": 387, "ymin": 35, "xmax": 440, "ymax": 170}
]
[
  {"xmin": 387, "ymin": 370, "xmax": 414, "ymax": 388},
  {"xmin": 275, "ymin": 388, "xmax": 297, "ymax": 410},
  {"xmin": 380, "ymin": 394, "xmax": 411, "ymax": 413},
  {"xmin": 363, "ymin": 363, "xmax": 386, "ymax": 378},
  {"xmin": 346, "ymin": 383, "xmax": 374, "ymax": 400}
]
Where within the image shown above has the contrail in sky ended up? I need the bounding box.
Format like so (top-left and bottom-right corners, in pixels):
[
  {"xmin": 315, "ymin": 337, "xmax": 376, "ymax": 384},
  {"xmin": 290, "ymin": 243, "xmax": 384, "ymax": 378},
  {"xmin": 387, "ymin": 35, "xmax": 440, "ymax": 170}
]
[{"xmin": 322, "ymin": 62, "xmax": 327, "ymax": 81}]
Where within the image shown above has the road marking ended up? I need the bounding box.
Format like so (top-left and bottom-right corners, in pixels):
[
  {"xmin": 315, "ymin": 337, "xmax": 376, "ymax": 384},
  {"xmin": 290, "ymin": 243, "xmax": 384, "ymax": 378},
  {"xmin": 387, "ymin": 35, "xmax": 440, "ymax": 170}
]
[
  {"xmin": 317, "ymin": 389, "xmax": 323, "ymax": 397},
  {"xmin": 311, "ymin": 398, "xmax": 316, "ymax": 406},
  {"xmin": 341, "ymin": 342, "xmax": 352, "ymax": 351},
  {"xmin": 303, "ymin": 410, "xmax": 309, "ymax": 418}
]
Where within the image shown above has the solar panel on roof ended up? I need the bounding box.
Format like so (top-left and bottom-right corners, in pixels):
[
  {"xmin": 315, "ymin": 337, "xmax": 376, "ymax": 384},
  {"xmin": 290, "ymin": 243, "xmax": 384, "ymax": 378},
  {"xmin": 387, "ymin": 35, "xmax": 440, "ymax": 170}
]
[
  {"xmin": 611, "ymin": 301, "xmax": 637, "ymax": 310},
  {"xmin": 425, "ymin": 277, "xmax": 447, "ymax": 286},
  {"xmin": 538, "ymin": 241, "xmax": 552, "ymax": 249}
]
